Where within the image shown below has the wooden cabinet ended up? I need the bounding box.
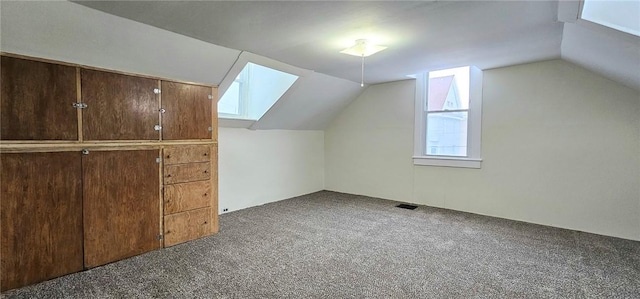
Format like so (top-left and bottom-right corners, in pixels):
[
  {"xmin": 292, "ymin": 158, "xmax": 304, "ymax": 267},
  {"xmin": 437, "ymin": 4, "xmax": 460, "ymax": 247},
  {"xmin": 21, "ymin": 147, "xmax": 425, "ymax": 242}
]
[
  {"xmin": 83, "ymin": 150, "xmax": 161, "ymax": 268},
  {"xmin": 161, "ymin": 81, "xmax": 213, "ymax": 140},
  {"xmin": 1, "ymin": 152, "xmax": 84, "ymax": 291},
  {"xmin": 1, "ymin": 56, "xmax": 78, "ymax": 140},
  {"xmin": 162, "ymin": 145, "xmax": 216, "ymax": 246},
  {"xmin": 81, "ymin": 69, "xmax": 159, "ymax": 140},
  {"xmin": 0, "ymin": 53, "xmax": 218, "ymax": 291}
]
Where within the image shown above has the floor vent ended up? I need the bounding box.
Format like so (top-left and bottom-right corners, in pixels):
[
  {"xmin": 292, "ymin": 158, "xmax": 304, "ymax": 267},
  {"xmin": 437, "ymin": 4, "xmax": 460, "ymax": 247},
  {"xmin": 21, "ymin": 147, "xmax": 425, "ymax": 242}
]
[{"xmin": 396, "ymin": 204, "xmax": 418, "ymax": 210}]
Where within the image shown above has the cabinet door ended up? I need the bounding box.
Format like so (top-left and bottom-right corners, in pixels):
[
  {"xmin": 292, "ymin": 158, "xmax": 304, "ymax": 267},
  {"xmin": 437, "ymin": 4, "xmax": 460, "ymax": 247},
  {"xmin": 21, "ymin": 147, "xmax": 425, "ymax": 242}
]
[
  {"xmin": 1, "ymin": 56, "xmax": 77, "ymax": 140},
  {"xmin": 161, "ymin": 81, "xmax": 212, "ymax": 140},
  {"xmin": 1, "ymin": 152, "xmax": 83, "ymax": 291},
  {"xmin": 81, "ymin": 69, "xmax": 158, "ymax": 140},
  {"xmin": 83, "ymin": 150, "xmax": 161, "ymax": 268}
]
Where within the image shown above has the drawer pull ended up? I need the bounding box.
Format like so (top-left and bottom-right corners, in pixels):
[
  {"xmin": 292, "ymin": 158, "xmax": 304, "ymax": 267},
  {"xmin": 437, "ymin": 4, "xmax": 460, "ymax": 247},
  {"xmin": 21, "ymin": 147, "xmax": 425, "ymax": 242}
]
[
  {"xmin": 204, "ymin": 170, "xmax": 208, "ymax": 174},
  {"xmin": 166, "ymin": 155, "xmax": 171, "ymax": 159},
  {"xmin": 204, "ymin": 153, "xmax": 208, "ymax": 156},
  {"xmin": 204, "ymin": 193, "xmax": 208, "ymax": 196},
  {"xmin": 204, "ymin": 221, "xmax": 208, "ymax": 224},
  {"xmin": 166, "ymin": 174, "xmax": 172, "ymax": 177}
]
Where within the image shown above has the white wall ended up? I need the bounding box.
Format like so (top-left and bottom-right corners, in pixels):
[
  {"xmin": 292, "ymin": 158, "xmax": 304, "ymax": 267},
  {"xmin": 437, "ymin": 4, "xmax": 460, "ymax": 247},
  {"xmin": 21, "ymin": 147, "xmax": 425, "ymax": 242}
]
[
  {"xmin": 219, "ymin": 128, "xmax": 324, "ymax": 213},
  {"xmin": 326, "ymin": 60, "xmax": 640, "ymax": 241}
]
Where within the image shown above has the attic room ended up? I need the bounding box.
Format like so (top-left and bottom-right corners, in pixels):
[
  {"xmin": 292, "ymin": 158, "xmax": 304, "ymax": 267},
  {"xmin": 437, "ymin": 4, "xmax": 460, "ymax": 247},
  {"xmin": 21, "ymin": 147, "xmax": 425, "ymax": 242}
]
[{"xmin": 1, "ymin": 0, "xmax": 639, "ymax": 297}]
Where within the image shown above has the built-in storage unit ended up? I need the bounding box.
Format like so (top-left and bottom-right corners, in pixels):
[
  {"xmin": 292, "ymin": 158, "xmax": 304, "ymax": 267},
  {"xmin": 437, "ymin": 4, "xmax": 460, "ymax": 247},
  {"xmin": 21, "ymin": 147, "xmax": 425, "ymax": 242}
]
[
  {"xmin": 162, "ymin": 145, "xmax": 218, "ymax": 247},
  {"xmin": 0, "ymin": 53, "xmax": 219, "ymax": 292}
]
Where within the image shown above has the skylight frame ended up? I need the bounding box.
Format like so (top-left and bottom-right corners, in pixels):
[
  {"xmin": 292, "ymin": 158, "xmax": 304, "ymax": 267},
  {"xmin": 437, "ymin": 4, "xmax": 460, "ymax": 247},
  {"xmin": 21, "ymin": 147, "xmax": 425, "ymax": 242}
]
[
  {"xmin": 578, "ymin": 0, "xmax": 640, "ymax": 38},
  {"xmin": 217, "ymin": 52, "xmax": 312, "ymax": 127}
]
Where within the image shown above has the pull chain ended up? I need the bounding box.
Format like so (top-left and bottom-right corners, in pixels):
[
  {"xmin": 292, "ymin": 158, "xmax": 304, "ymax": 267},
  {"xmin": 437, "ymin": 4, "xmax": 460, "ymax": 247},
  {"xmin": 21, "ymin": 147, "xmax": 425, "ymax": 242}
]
[{"xmin": 361, "ymin": 55, "xmax": 365, "ymax": 87}]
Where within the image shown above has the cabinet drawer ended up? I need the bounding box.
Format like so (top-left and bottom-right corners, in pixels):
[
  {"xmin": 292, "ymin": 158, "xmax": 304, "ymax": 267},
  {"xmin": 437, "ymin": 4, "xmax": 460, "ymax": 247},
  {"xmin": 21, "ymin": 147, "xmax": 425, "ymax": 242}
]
[
  {"xmin": 164, "ymin": 207, "xmax": 211, "ymax": 247},
  {"xmin": 163, "ymin": 145, "xmax": 211, "ymax": 165},
  {"xmin": 164, "ymin": 181, "xmax": 211, "ymax": 215},
  {"xmin": 164, "ymin": 162, "xmax": 210, "ymax": 185}
]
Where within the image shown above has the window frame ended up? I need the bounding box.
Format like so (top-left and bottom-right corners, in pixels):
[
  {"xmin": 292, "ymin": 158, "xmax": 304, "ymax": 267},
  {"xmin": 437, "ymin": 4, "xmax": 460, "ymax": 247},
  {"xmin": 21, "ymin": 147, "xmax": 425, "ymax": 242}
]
[{"xmin": 413, "ymin": 66, "xmax": 483, "ymax": 168}]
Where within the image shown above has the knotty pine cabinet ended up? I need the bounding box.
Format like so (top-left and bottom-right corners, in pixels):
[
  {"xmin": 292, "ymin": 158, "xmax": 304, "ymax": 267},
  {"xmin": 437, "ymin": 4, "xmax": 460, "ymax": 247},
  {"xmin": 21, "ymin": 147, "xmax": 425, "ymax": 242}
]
[{"xmin": 0, "ymin": 53, "xmax": 219, "ymax": 292}]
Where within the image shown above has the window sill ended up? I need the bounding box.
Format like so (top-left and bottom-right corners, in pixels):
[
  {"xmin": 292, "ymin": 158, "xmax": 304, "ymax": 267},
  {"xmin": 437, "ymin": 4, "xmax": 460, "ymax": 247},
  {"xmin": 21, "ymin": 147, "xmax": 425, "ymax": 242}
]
[{"xmin": 413, "ymin": 156, "xmax": 482, "ymax": 169}]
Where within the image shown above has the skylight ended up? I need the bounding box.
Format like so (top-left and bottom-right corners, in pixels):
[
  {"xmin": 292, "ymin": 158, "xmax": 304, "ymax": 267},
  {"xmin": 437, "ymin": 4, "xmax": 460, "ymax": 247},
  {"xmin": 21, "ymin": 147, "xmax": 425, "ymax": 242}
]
[
  {"xmin": 581, "ymin": 0, "xmax": 640, "ymax": 37},
  {"xmin": 218, "ymin": 62, "xmax": 298, "ymax": 120}
]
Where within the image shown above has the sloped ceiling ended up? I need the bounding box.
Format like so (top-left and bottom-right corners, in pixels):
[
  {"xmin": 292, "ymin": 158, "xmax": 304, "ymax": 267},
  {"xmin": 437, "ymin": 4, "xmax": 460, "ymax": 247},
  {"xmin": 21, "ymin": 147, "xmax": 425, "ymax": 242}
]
[
  {"xmin": 74, "ymin": 1, "xmax": 564, "ymax": 85},
  {"xmin": 558, "ymin": 1, "xmax": 640, "ymax": 91},
  {"xmin": 2, "ymin": 1, "xmax": 637, "ymax": 131}
]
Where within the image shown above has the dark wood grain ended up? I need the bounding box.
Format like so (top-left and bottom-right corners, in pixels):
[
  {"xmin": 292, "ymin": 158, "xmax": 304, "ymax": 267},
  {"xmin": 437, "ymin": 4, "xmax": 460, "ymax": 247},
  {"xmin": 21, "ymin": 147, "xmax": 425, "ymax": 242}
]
[
  {"xmin": 161, "ymin": 81, "xmax": 212, "ymax": 140},
  {"xmin": 83, "ymin": 150, "xmax": 161, "ymax": 268},
  {"xmin": 81, "ymin": 69, "xmax": 158, "ymax": 140},
  {"xmin": 164, "ymin": 162, "xmax": 210, "ymax": 185},
  {"xmin": 1, "ymin": 56, "xmax": 78, "ymax": 140},
  {"xmin": 163, "ymin": 145, "xmax": 211, "ymax": 165},
  {"xmin": 164, "ymin": 207, "xmax": 212, "ymax": 247},
  {"xmin": 164, "ymin": 180, "xmax": 211, "ymax": 215},
  {"xmin": 0, "ymin": 152, "xmax": 83, "ymax": 291}
]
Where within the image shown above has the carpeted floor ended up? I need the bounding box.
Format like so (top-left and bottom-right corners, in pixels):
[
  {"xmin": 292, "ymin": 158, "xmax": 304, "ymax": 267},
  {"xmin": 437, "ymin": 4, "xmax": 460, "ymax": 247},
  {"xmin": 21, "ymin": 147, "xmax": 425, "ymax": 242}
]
[{"xmin": 2, "ymin": 191, "xmax": 640, "ymax": 298}]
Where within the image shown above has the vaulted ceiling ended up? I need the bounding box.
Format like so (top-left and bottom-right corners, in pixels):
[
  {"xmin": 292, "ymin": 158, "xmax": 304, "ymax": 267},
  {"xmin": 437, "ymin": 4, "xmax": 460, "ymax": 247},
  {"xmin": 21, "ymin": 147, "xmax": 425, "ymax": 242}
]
[
  {"xmin": 75, "ymin": 1, "xmax": 565, "ymax": 85},
  {"xmin": 2, "ymin": 1, "xmax": 638, "ymax": 131}
]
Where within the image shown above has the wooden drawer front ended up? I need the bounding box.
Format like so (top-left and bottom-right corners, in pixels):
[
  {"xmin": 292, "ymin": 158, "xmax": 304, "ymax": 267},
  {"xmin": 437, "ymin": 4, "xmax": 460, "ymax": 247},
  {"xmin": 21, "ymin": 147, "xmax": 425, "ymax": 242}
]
[
  {"xmin": 164, "ymin": 145, "xmax": 210, "ymax": 165},
  {"xmin": 164, "ymin": 207, "xmax": 211, "ymax": 247},
  {"xmin": 164, "ymin": 181, "xmax": 211, "ymax": 215},
  {"xmin": 164, "ymin": 162, "xmax": 210, "ymax": 185}
]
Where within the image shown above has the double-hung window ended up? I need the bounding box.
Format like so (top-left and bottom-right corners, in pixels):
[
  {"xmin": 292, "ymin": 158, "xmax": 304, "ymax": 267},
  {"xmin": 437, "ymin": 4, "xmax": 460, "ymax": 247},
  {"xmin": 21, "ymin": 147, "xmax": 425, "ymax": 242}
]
[{"xmin": 413, "ymin": 66, "xmax": 483, "ymax": 168}]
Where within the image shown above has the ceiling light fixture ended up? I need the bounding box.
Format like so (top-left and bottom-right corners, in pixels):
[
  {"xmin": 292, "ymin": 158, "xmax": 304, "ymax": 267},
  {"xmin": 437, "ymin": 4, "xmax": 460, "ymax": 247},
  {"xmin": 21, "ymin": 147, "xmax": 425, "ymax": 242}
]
[{"xmin": 340, "ymin": 39, "xmax": 387, "ymax": 87}]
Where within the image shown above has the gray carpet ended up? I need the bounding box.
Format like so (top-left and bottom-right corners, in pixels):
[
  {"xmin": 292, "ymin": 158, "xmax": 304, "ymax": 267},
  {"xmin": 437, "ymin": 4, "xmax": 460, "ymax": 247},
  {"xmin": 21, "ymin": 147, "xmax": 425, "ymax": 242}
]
[{"xmin": 2, "ymin": 191, "xmax": 639, "ymax": 298}]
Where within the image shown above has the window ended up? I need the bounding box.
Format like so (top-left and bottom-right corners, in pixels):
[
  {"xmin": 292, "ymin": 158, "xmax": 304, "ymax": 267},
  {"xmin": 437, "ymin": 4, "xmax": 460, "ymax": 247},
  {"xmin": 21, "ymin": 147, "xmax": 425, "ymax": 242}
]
[
  {"xmin": 413, "ymin": 66, "xmax": 483, "ymax": 168},
  {"xmin": 218, "ymin": 62, "xmax": 299, "ymax": 120},
  {"xmin": 580, "ymin": 0, "xmax": 640, "ymax": 37}
]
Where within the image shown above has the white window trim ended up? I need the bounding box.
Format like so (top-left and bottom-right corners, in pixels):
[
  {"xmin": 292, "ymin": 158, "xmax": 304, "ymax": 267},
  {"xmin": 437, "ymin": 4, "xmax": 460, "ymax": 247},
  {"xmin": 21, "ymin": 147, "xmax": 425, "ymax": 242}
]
[{"xmin": 413, "ymin": 66, "xmax": 483, "ymax": 169}]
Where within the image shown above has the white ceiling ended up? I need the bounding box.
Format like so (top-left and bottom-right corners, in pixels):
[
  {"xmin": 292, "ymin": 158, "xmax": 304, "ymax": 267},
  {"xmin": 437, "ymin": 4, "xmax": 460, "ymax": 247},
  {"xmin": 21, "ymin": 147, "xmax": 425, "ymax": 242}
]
[{"xmin": 75, "ymin": 1, "xmax": 564, "ymax": 85}]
